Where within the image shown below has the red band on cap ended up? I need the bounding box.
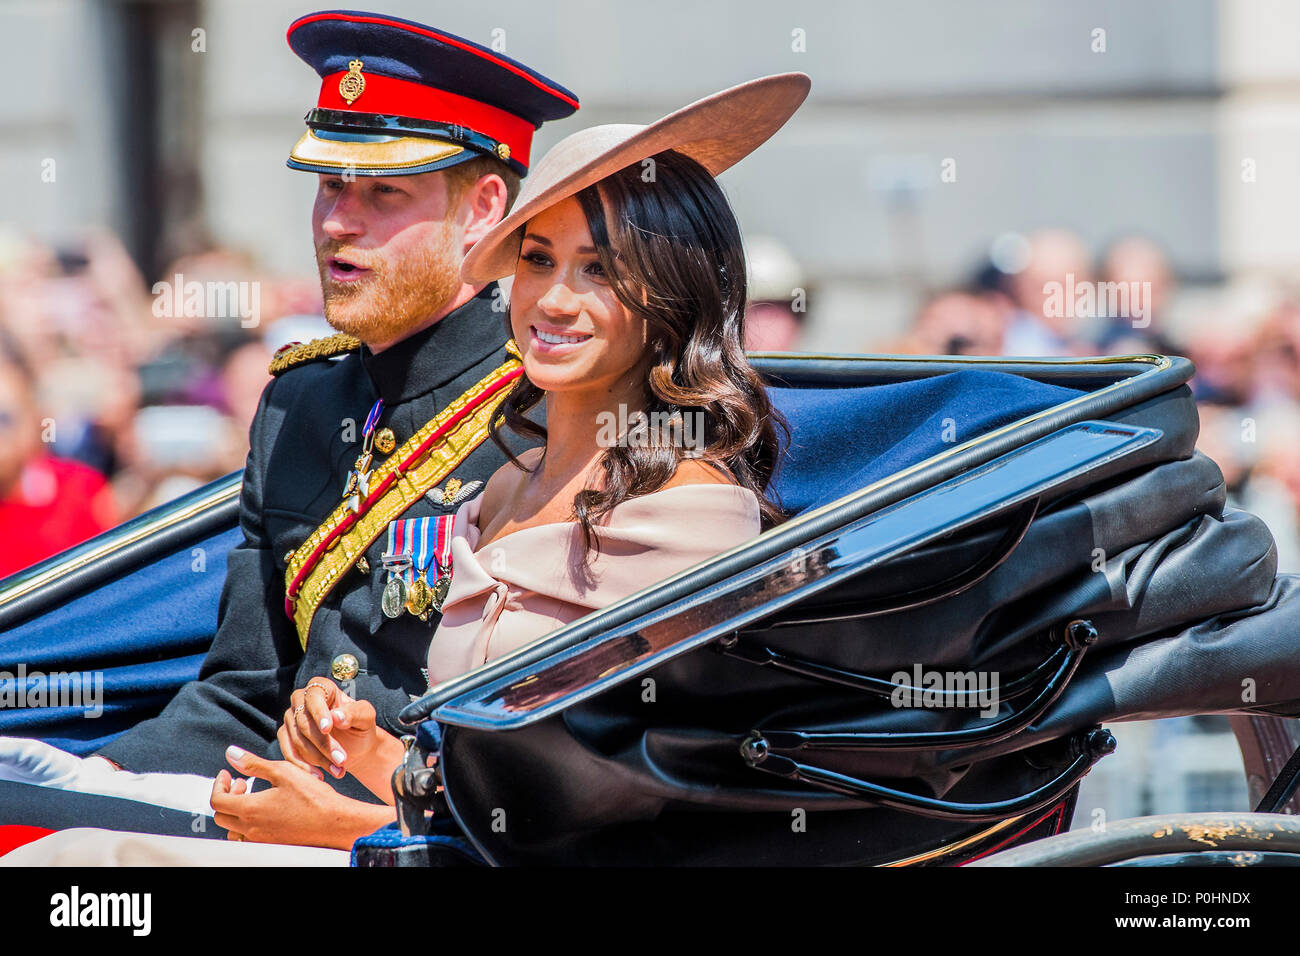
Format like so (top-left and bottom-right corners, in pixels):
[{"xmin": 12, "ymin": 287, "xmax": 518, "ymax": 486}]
[{"xmin": 319, "ymin": 71, "xmax": 534, "ymax": 168}]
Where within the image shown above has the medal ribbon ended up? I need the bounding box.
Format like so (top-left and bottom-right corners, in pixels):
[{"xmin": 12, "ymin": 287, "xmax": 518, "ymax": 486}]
[
  {"xmin": 342, "ymin": 398, "xmax": 387, "ymax": 510},
  {"xmin": 362, "ymin": 398, "xmax": 384, "ymax": 439},
  {"xmin": 390, "ymin": 515, "xmax": 454, "ymax": 581},
  {"xmin": 409, "ymin": 516, "xmax": 436, "ymax": 582},
  {"xmin": 430, "ymin": 513, "xmax": 455, "ymax": 577},
  {"xmin": 380, "ymin": 515, "xmax": 451, "ymax": 622},
  {"xmin": 384, "ymin": 518, "xmax": 414, "ymax": 581},
  {"xmin": 379, "ymin": 513, "xmax": 458, "ymax": 618}
]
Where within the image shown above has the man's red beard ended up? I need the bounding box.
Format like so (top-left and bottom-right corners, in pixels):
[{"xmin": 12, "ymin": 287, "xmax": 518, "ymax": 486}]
[{"xmin": 315, "ymin": 223, "xmax": 462, "ymax": 345}]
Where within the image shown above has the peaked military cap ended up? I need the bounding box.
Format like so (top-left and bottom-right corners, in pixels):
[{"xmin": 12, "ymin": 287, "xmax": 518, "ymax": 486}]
[{"xmin": 286, "ymin": 9, "xmax": 580, "ymax": 177}]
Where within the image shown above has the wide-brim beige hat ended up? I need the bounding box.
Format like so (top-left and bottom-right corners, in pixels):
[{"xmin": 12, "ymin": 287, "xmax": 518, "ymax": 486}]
[{"xmin": 461, "ymin": 72, "xmax": 811, "ymax": 285}]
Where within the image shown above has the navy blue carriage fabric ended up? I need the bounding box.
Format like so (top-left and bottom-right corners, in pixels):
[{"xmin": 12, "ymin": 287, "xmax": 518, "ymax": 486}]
[
  {"xmin": 1, "ymin": 370, "xmax": 1085, "ymax": 756},
  {"xmin": 0, "ymin": 528, "xmax": 238, "ymax": 754}
]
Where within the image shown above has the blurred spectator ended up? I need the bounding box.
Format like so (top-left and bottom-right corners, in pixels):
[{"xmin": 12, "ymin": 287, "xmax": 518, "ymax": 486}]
[
  {"xmin": 896, "ymin": 228, "xmax": 1300, "ymax": 572},
  {"xmin": 60, "ymin": 363, "xmax": 142, "ymax": 482},
  {"xmin": 139, "ymin": 247, "xmax": 265, "ymax": 409},
  {"xmin": 971, "ymin": 254, "xmax": 1020, "ymax": 341},
  {"xmin": 1253, "ymin": 435, "xmax": 1300, "ymax": 573},
  {"xmin": 1186, "ymin": 324, "xmax": 1257, "ymax": 406},
  {"xmin": 1002, "ymin": 228, "xmax": 1093, "ymax": 356},
  {"xmin": 0, "ymin": 230, "xmax": 157, "ymax": 374},
  {"xmin": 220, "ymin": 341, "xmax": 273, "ymax": 436},
  {"xmin": 0, "ymin": 334, "xmax": 117, "ymax": 577},
  {"xmin": 1093, "ymin": 235, "xmax": 1180, "ymax": 355},
  {"xmin": 1198, "ymin": 401, "xmax": 1300, "ymax": 573},
  {"xmin": 1252, "ymin": 301, "xmax": 1300, "ymax": 409},
  {"xmin": 745, "ymin": 236, "xmax": 808, "ymax": 351},
  {"xmin": 897, "ymin": 290, "xmax": 1006, "ymax": 355}
]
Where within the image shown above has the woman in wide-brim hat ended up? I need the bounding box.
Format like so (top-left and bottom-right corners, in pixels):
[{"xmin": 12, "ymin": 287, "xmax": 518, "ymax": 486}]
[
  {"xmin": 426, "ymin": 71, "xmax": 813, "ymax": 679},
  {"xmin": 460, "ymin": 73, "xmax": 810, "ymax": 509}
]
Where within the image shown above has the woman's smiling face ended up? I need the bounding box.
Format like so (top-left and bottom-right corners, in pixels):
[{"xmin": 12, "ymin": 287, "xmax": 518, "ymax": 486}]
[{"xmin": 509, "ymin": 195, "xmax": 649, "ymax": 396}]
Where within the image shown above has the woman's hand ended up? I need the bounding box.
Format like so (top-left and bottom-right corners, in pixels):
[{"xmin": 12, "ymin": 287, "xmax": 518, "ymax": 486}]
[
  {"xmin": 278, "ymin": 678, "xmax": 407, "ymax": 800},
  {"xmin": 279, "ymin": 678, "xmax": 386, "ymax": 777},
  {"xmin": 211, "ymin": 746, "xmax": 395, "ymax": 849}
]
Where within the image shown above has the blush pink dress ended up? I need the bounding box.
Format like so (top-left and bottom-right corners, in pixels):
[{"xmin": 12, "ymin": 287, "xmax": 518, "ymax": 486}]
[{"xmin": 425, "ymin": 483, "xmax": 762, "ymax": 686}]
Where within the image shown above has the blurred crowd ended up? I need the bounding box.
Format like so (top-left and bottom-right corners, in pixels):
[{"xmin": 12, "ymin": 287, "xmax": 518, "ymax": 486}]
[
  {"xmin": 0, "ymin": 227, "xmax": 330, "ymax": 577},
  {"xmin": 746, "ymin": 227, "xmax": 1300, "ymax": 572},
  {"xmin": 2, "ymin": 223, "xmax": 1298, "ymax": 578}
]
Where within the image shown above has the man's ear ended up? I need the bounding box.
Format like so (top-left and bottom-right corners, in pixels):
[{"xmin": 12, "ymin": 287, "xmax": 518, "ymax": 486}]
[{"xmin": 457, "ymin": 174, "xmax": 509, "ymax": 251}]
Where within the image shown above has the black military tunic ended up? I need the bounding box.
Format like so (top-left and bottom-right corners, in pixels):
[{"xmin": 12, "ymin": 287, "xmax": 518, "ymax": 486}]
[{"xmin": 97, "ymin": 285, "xmax": 537, "ymax": 801}]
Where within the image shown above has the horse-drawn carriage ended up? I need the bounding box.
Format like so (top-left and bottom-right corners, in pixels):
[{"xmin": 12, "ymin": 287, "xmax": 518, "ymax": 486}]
[{"xmin": 5, "ymin": 351, "xmax": 1300, "ymax": 865}]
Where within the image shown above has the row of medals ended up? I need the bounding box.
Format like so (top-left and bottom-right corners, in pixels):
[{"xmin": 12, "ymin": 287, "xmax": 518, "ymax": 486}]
[
  {"xmin": 344, "ymin": 421, "xmax": 452, "ymax": 624},
  {"xmin": 381, "ymin": 556, "xmax": 450, "ymax": 623}
]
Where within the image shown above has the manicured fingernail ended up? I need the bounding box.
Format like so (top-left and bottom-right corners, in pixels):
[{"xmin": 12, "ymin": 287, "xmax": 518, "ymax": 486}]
[
  {"xmin": 331, "ymin": 747, "xmax": 346, "ymax": 764},
  {"xmin": 332, "ymin": 709, "xmax": 346, "ymax": 723},
  {"xmin": 330, "ymin": 763, "xmax": 343, "ymax": 777},
  {"xmin": 319, "ymin": 716, "xmax": 331, "ymax": 732},
  {"xmin": 226, "ymin": 746, "xmax": 246, "ymax": 762}
]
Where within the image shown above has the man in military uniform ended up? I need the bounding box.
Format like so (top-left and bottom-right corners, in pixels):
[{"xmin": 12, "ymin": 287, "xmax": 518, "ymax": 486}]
[{"xmin": 0, "ymin": 11, "xmax": 576, "ymax": 843}]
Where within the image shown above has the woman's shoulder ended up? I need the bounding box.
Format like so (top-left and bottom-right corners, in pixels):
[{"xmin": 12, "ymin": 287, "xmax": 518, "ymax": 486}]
[
  {"xmin": 490, "ymin": 446, "xmax": 544, "ymax": 485},
  {"xmin": 589, "ymin": 467, "xmax": 763, "ymax": 578},
  {"xmin": 657, "ymin": 458, "xmax": 739, "ymax": 490},
  {"xmin": 475, "ymin": 447, "xmax": 544, "ymax": 530},
  {"xmin": 613, "ymin": 461, "xmax": 762, "ymax": 527}
]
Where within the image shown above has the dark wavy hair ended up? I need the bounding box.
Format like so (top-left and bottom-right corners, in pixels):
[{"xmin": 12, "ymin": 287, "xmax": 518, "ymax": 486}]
[{"xmin": 490, "ymin": 148, "xmax": 789, "ymax": 558}]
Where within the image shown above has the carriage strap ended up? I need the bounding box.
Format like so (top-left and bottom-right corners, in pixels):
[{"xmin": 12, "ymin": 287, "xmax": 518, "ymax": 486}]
[{"xmin": 284, "ymin": 351, "xmax": 523, "ymax": 647}]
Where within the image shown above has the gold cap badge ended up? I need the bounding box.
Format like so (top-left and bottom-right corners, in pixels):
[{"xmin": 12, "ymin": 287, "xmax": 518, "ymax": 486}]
[
  {"xmin": 495, "ymin": 142, "xmax": 511, "ymax": 161},
  {"xmin": 339, "ymin": 59, "xmax": 366, "ymax": 105}
]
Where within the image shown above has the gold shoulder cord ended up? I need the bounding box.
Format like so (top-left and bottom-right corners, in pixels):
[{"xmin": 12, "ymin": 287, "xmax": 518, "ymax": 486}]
[
  {"xmin": 285, "ymin": 346, "xmax": 522, "ymax": 646},
  {"xmin": 268, "ymin": 333, "xmax": 363, "ymax": 376}
]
